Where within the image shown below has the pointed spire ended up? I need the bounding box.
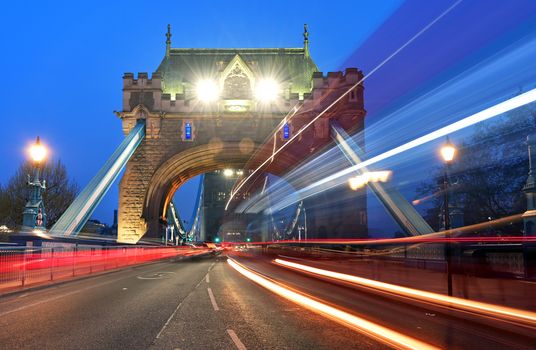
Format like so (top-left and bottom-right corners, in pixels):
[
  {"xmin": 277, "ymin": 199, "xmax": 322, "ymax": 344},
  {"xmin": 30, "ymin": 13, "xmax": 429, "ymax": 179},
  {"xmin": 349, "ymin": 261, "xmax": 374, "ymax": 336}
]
[
  {"xmin": 165, "ymin": 24, "xmax": 172, "ymax": 58},
  {"xmin": 303, "ymin": 24, "xmax": 309, "ymax": 58}
]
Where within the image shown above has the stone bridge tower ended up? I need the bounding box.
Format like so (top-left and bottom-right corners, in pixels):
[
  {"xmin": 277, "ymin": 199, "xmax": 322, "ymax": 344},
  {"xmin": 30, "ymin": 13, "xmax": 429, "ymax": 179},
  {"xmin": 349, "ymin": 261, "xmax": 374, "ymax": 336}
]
[{"xmin": 116, "ymin": 25, "xmax": 366, "ymax": 243}]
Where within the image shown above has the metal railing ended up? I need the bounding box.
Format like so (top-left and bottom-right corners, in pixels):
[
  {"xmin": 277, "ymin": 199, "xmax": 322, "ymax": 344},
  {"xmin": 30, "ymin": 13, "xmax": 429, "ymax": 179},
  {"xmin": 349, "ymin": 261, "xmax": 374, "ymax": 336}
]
[{"xmin": 0, "ymin": 245, "xmax": 207, "ymax": 293}]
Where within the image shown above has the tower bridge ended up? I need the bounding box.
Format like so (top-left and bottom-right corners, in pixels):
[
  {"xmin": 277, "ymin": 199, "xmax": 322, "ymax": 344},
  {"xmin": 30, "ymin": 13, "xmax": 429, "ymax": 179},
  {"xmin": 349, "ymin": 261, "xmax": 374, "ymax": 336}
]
[
  {"xmin": 5, "ymin": 5, "xmax": 536, "ymax": 348},
  {"xmin": 115, "ymin": 25, "xmax": 367, "ymax": 243}
]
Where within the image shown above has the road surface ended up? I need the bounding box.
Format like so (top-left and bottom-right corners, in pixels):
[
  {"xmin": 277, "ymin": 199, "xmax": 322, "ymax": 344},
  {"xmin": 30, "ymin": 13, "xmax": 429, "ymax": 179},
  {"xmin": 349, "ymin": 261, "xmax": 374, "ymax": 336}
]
[{"xmin": 0, "ymin": 253, "xmax": 533, "ymax": 349}]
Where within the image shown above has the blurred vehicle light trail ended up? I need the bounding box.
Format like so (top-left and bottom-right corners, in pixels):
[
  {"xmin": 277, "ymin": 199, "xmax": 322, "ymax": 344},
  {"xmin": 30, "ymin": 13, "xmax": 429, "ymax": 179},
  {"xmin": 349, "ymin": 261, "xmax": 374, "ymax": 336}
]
[
  {"xmin": 348, "ymin": 170, "xmax": 392, "ymax": 190},
  {"xmin": 227, "ymin": 258, "xmax": 438, "ymax": 350},
  {"xmin": 274, "ymin": 259, "xmax": 536, "ymax": 328},
  {"xmin": 270, "ymin": 87, "xmax": 536, "ymax": 212}
]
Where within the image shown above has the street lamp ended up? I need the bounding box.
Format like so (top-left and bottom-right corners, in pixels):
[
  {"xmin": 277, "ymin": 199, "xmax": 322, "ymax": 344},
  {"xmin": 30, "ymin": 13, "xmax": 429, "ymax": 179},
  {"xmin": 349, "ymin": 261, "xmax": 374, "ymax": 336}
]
[
  {"xmin": 29, "ymin": 138, "xmax": 47, "ymax": 163},
  {"xmin": 22, "ymin": 137, "xmax": 48, "ymax": 230},
  {"xmin": 440, "ymin": 137, "xmax": 456, "ymax": 296}
]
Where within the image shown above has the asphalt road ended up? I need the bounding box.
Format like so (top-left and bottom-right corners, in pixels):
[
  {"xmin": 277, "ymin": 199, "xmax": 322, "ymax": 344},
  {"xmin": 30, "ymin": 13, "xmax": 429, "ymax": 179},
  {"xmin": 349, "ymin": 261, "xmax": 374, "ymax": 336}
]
[
  {"xmin": 0, "ymin": 253, "xmax": 534, "ymax": 349},
  {"xmin": 0, "ymin": 255, "xmax": 382, "ymax": 350}
]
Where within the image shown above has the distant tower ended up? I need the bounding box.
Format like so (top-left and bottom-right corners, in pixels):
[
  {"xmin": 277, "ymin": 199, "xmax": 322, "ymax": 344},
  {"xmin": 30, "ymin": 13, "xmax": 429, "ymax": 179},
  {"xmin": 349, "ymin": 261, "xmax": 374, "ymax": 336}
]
[
  {"xmin": 523, "ymin": 134, "xmax": 536, "ymax": 233},
  {"xmin": 523, "ymin": 134, "xmax": 536, "ymax": 277}
]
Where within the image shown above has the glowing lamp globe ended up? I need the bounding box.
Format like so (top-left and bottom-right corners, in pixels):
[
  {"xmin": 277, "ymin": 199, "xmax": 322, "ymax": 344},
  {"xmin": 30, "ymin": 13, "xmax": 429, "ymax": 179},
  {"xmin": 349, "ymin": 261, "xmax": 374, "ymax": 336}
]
[
  {"xmin": 440, "ymin": 143, "xmax": 456, "ymax": 162},
  {"xmin": 255, "ymin": 79, "xmax": 279, "ymax": 102},
  {"xmin": 196, "ymin": 79, "xmax": 219, "ymax": 102},
  {"xmin": 29, "ymin": 137, "xmax": 47, "ymax": 163}
]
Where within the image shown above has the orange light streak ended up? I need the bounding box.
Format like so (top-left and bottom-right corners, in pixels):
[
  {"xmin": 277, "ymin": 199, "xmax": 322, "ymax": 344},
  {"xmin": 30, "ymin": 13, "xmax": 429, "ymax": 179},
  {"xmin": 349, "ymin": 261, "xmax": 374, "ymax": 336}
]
[
  {"xmin": 227, "ymin": 258, "xmax": 438, "ymax": 350},
  {"xmin": 274, "ymin": 259, "xmax": 536, "ymax": 328}
]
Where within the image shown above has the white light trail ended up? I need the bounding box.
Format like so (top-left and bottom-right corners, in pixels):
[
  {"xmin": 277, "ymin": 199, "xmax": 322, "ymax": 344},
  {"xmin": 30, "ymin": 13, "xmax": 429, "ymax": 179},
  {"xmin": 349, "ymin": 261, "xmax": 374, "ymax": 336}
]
[
  {"xmin": 271, "ymin": 87, "xmax": 536, "ymax": 212},
  {"xmin": 274, "ymin": 258, "xmax": 536, "ymax": 328},
  {"xmin": 227, "ymin": 258, "xmax": 438, "ymax": 350},
  {"xmin": 348, "ymin": 171, "xmax": 392, "ymax": 190},
  {"xmin": 225, "ymin": 0, "xmax": 462, "ymax": 210}
]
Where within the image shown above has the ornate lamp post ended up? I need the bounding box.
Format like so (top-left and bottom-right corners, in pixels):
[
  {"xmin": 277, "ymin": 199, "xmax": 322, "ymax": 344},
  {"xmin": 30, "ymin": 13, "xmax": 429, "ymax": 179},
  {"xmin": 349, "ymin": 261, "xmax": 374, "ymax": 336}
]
[
  {"xmin": 440, "ymin": 137, "xmax": 456, "ymax": 296},
  {"xmin": 22, "ymin": 137, "xmax": 47, "ymax": 230}
]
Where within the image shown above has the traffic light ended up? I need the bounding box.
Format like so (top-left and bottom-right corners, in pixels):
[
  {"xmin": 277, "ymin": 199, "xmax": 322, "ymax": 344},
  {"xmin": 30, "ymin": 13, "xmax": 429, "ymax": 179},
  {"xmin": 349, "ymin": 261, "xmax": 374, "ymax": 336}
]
[
  {"xmin": 214, "ymin": 237, "xmax": 220, "ymax": 243},
  {"xmin": 246, "ymin": 238, "xmax": 251, "ymax": 242}
]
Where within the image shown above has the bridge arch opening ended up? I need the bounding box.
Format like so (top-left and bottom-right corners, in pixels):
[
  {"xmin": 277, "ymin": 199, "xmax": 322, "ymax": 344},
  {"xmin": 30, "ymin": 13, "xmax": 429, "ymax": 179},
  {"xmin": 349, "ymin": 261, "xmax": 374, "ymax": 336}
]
[{"xmin": 140, "ymin": 142, "xmax": 253, "ymax": 241}]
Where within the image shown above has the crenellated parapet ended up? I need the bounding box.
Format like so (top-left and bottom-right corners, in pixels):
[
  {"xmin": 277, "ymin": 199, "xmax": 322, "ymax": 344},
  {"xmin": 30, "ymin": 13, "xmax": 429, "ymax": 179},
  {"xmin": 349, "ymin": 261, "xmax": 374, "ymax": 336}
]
[
  {"xmin": 122, "ymin": 72, "xmax": 163, "ymax": 112},
  {"xmin": 121, "ymin": 69, "xmax": 364, "ymax": 114},
  {"xmin": 297, "ymin": 68, "xmax": 366, "ymax": 140},
  {"xmin": 122, "ymin": 72, "xmax": 162, "ymax": 88},
  {"xmin": 309, "ymin": 68, "xmax": 364, "ymax": 103}
]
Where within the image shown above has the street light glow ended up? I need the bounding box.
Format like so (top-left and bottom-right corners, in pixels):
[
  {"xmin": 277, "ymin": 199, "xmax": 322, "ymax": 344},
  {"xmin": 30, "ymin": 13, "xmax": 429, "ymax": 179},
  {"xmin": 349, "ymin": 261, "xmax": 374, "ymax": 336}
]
[
  {"xmin": 255, "ymin": 79, "xmax": 279, "ymax": 102},
  {"xmin": 196, "ymin": 79, "xmax": 219, "ymax": 102},
  {"xmin": 223, "ymin": 169, "xmax": 234, "ymax": 177},
  {"xmin": 440, "ymin": 142, "xmax": 456, "ymax": 162},
  {"xmin": 29, "ymin": 137, "xmax": 47, "ymax": 163}
]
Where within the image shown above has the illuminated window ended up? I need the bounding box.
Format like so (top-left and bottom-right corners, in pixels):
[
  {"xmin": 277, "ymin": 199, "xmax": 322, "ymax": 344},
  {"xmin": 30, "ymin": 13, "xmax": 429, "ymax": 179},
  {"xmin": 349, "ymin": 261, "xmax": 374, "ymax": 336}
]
[
  {"xmin": 283, "ymin": 123, "xmax": 290, "ymax": 140},
  {"xmin": 217, "ymin": 192, "xmax": 227, "ymax": 201},
  {"xmin": 185, "ymin": 122, "xmax": 192, "ymax": 140}
]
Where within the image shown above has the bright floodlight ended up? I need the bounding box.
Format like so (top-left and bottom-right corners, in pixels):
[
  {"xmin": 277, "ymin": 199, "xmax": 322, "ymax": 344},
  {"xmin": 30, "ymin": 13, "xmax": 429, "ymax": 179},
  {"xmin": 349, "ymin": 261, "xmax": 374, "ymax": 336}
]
[
  {"xmin": 29, "ymin": 137, "xmax": 47, "ymax": 163},
  {"xmin": 255, "ymin": 79, "xmax": 279, "ymax": 102},
  {"xmin": 440, "ymin": 141, "xmax": 456, "ymax": 162},
  {"xmin": 223, "ymin": 169, "xmax": 234, "ymax": 177},
  {"xmin": 196, "ymin": 79, "xmax": 219, "ymax": 102}
]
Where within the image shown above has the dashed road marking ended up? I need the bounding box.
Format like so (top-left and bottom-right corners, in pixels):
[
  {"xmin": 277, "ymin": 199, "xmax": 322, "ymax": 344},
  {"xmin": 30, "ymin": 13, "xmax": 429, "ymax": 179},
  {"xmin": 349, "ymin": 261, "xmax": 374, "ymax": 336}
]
[
  {"xmin": 207, "ymin": 288, "xmax": 219, "ymax": 311},
  {"xmin": 137, "ymin": 272, "xmax": 176, "ymax": 280},
  {"xmin": 227, "ymin": 329, "xmax": 247, "ymax": 350},
  {"xmin": 155, "ymin": 272, "xmax": 207, "ymax": 340},
  {"xmin": 206, "ymin": 274, "xmax": 210, "ymax": 283}
]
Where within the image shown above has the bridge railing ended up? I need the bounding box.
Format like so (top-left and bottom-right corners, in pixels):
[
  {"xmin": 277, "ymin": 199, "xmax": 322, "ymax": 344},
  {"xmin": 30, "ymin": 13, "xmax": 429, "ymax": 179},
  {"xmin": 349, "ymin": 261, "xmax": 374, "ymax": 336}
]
[{"xmin": 0, "ymin": 245, "xmax": 208, "ymax": 294}]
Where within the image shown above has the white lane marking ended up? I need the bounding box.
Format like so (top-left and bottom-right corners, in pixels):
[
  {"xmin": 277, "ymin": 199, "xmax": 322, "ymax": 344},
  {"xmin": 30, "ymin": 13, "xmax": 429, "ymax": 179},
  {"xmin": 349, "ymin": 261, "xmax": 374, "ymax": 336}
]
[
  {"xmin": 206, "ymin": 274, "xmax": 210, "ymax": 283},
  {"xmin": 137, "ymin": 271, "xmax": 176, "ymax": 280},
  {"xmin": 155, "ymin": 270, "xmax": 208, "ymax": 339},
  {"xmin": 122, "ymin": 288, "xmax": 128, "ymax": 291},
  {"xmin": 227, "ymin": 329, "xmax": 247, "ymax": 350},
  {"xmin": 207, "ymin": 288, "xmax": 220, "ymax": 311}
]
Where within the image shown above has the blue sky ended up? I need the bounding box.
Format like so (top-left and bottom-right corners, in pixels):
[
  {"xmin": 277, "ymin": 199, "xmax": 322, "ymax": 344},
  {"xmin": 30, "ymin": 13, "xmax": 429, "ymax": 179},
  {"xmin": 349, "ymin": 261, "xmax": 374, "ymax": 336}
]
[
  {"xmin": 1, "ymin": 0, "xmax": 535, "ymax": 229},
  {"xmin": 0, "ymin": 0, "xmax": 402, "ymax": 224}
]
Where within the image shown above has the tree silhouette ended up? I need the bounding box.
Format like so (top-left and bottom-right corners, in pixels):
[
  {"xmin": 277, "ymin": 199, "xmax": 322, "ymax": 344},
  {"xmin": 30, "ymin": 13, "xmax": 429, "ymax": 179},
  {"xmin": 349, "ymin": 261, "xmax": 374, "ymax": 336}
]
[
  {"xmin": 0, "ymin": 160, "xmax": 78, "ymax": 229},
  {"xmin": 417, "ymin": 103, "xmax": 536, "ymax": 234}
]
